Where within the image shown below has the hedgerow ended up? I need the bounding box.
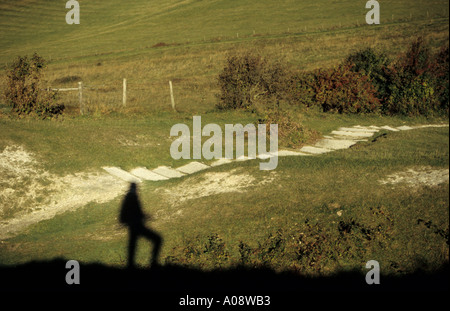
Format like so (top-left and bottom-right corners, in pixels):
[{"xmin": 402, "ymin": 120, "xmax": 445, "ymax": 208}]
[{"xmin": 217, "ymin": 37, "xmax": 449, "ymax": 117}]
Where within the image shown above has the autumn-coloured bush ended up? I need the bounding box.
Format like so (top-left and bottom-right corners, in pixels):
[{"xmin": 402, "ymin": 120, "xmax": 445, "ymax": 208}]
[
  {"xmin": 217, "ymin": 38, "xmax": 448, "ymax": 117},
  {"xmin": 312, "ymin": 64, "xmax": 381, "ymax": 114},
  {"xmin": 345, "ymin": 47, "xmax": 392, "ymax": 104},
  {"xmin": 430, "ymin": 44, "xmax": 449, "ymax": 113},
  {"xmin": 287, "ymin": 71, "xmax": 316, "ymax": 108},
  {"xmin": 257, "ymin": 104, "xmax": 318, "ymax": 148},
  {"xmin": 216, "ymin": 52, "xmax": 288, "ymax": 111},
  {"xmin": 5, "ymin": 53, "xmax": 64, "ymax": 118},
  {"xmin": 216, "ymin": 52, "xmax": 315, "ymax": 148},
  {"xmin": 383, "ymin": 37, "xmax": 448, "ymax": 116}
]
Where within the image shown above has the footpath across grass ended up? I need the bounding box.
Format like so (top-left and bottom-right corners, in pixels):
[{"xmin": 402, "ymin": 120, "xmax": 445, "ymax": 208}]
[{"xmin": 0, "ymin": 112, "xmax": 448, "ymax": 281}]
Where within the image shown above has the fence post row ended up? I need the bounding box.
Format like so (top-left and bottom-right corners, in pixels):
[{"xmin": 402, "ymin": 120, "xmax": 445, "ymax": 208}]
[
  {"xmin": 123, "ymin": 78, "xmax": 127, "ymax": 107},
  {"xmin": 48, "ymin": 79, "xmax": 177, "ymax": 114},
  {"xmin": 169, "ymin": 80, "xmax": 176, "ymax": 111},
  {"xmin": 78, "ymin": 81, "xmax": 83, "ymax": 114}
]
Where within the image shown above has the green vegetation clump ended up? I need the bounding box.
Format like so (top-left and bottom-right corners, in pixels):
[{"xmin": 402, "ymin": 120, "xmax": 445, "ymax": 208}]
[
  {"xmin": 312, "ymin": 63, "xmax": 381, "ymax": 114},
  {"xmin": 216, "ymin": 52, "xmax": 288, "ymax": 111},
  {"xmin": 216, "ymin": 38, "xmax": 449, "ymax": 117},
  {"xmin": 344, "ymin": 38, "xmax": 449, "ymax": 116},
  {"xmin": 4, "ymin": 53, "xmax": 64, "ymax": 119},
  {"xmin": 383, "ymin": 37, "xmax": 449, "ymax": 116},
  {"xmin": 345, "ymin": 47, "xmax": 392, "ymax": 104},
  {"xmin": 164, "ymin": 210, "xmax": 448, "ymax": 276},
  {"xmin": 257, "ymin": 107, "xmax": 319, "ymax": 148},
  {"xmin": 165, "ymin": 234, "xmax": 231, "ymax": 270},
  {"xmin": 216, "ymin": 52, "xmax": 315, "ymax": 148}
]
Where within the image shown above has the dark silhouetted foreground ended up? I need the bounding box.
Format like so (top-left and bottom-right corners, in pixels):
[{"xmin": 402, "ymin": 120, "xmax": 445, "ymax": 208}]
[{"xmin": 0, "ymin": 260, "xmax": 448, "ymax": 293}]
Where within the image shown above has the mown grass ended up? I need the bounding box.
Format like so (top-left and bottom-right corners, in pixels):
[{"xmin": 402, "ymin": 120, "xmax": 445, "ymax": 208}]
[
  {"xmin": 1, "ymin": 0, "xmax": 448, "ymax": 64},
  {"xmin": 1, "ymin": 122, "xmax": 448, "ymax": 277},
  {"xmin": 0, "ymin": 110, "xmax": 260, "ymax": 175},
  {"xmin": 0, "ymin": 0, "xmax": 448, "ymax": 280},
  {"xmin": 1, "ymin": 110, "xmax": 447, "ymax": 175},
  {"xmin": 1, "ymin": 1, "xmax": 449, "ymax": 114}
]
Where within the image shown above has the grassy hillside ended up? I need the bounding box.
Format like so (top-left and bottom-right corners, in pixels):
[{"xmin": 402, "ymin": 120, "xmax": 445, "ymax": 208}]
[
  {"xmin": 0, "ymin": 0, "xmax": 449, "ymax": 290},
  {"xmin": 1, "ymin": 120, "xmax": 448, "ymax": 278},
  {"xmin": 1, "ymin": 0, "xmax": 449, "ymax": 63},
  {"xmin": 1, "ymin": 1, "xmax": 449, "ymax": 114}
]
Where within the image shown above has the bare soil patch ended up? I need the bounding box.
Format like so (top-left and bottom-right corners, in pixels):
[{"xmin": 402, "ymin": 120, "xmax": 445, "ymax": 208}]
[
  {"xmin": 0, "ymin": 145, "xmax": 128, "ymax": 240},
  {"xmin": 158, "ymin": 168, "xmax": 277, "ymax": 205},
  {"xmin": 379, "ymin": 167, "xmax": 449, "ymax": 188}
]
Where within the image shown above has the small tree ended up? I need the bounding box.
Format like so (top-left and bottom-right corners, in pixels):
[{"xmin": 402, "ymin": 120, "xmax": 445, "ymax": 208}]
[
  {"xmin": 383, "ymin": 37, "xmax": 443, "ymax": 116},
  {"xmin": 216, "ymin": 52, "xmax": 288, "ymax": 111},
  {"xmin": 345, "ymin": 47, "xmax": 392, "ymax": 103},
  {"xmin": 5, "ymin": 53, "xmax": 64, "ymax": 118}
]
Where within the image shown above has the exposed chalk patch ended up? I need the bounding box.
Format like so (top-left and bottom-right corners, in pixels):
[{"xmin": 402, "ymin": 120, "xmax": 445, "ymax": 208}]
[
  {"xmin": 380, "ymin": 125, "xmax": 400, "ymax": 132},
  {"xmin": 236, "ymin": 155, "xmax": 253, "ymax": 162},
  {"xmin": 102, "ymin": 166, "xmax": 142, "ymax": 183},
  {"xmin": 300, "ymin": 146, "xmax": 332, "ymax": 154},
  {"xmin": 129, "ymin": 167, "xmax": 169, "ymax": 181},
  {"xmin": 396, "ymin": 125, "xmax": 414, "ymax": 131},
  {"xmin": 158, "ymin": 168, "xmax": 277, "ymax": 207},
  {"xmin": 331, "ymin": 130, "xmax": 376, "ymax": 138},
  {"xmin": 412, "ymin": 124, "xmax": 449, "ymax": 129},
  {"xmin": 210, "ymin": 158, "xmax": 233, "ymax": 167},
  {"xmin": 379, "ymin": 167, "xmax": 449, "ymax": 187},
  {"xmin": 176, "ymin": 161, "xmax": 210, "ymax": 174},
  {"xmin": 338, "ymin": 127, "xmax": 379, "ymax": 133},
  {"xmin": 276, "ymin": 150, "xmax": 310, "ymax": 157},
  {"xmin": 314, "ymin": 138, "xmax": 358, "ymax": 150},
  {"xmin": 257, "ymin": 153, "xmax": 275, "ymax": 159},
  {"xmin": 152, "ymin": 166, "xmax": 185, "ymax": 178}
]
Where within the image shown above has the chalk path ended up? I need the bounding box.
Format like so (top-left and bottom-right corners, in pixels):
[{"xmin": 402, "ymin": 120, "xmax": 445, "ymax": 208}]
[
  {"xmin": 1, "ymin": 123, "xmax": 448, "ymax": 239},
  {"xmin": 102, "ymin": 123, "xmax": 450, "ymax": 182}
]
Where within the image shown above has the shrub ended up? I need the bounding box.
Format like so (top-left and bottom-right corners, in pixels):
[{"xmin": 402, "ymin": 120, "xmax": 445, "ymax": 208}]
[
  {"xmin": 312, "ymin": 63, "xmax": 381, "ymax": 114},
  {"xmin": 430, "ymin": 45, "xmax": 449, "ymax": 113},
  {"xmin": 217, "ymin": 52, "xmax": 315, "ymax": 148},
  {"xmin": 399, "ymin": 36, "xmax": 433, "ymax": 78},
  {"xmin": 257, "ymin": 104, "xmax": 318, "ymax": 148},
  {"xmin": 383, "ymin": 73, "xmax": 439, "ymax": 116},
  {"xmin": 4, "ymin": 53, "xmax": 64, "ymax": 118},
  {"xmin": 383, "ymin": 37, "xmax": 445, "ymax": 116},
  {"xmin": 345, "ymin": 47, "xmax": 392, "ymax": 103},
  {"xmin": 216, "ymin": 39, "xmax": 448, "ymax": 118},
  {"xmin": 164, "ymin": 234, "xmax": 230, "ymax": 270},
  {"xmin": 216, "ymin": 52, "xmax": 288, "ymax": 111},
  {"xmin": 287, "ymin": 71, "xmax": 316, "ymax": 108}
]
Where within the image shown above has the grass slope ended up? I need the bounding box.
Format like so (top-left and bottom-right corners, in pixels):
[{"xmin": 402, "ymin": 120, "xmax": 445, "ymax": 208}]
[
  {"xmin": 1, "ymin": 0, "xmax": 449, "ymax": 64},
  {"xmin": 0, "ymin": 0, "xmax": 448, "ymax": 285},
  {"xmin": 1, "ymin": 1, "xmax": 449, "ymax": 114},
  {"xmin": 1, "ymin": 121, "xmax": 448, "ymax": 277}
]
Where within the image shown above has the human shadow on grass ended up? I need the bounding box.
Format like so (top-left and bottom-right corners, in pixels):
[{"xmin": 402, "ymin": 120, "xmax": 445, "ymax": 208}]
[
  {"xmin": 119, "ymin": 182, "xmax": 162, "ymax": 269},
  {"xmin": 2, "ymin": 185, "xmax": 448, "ymax": 292}
]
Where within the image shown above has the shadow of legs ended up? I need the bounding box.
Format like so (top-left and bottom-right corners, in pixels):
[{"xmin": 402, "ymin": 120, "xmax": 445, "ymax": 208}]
[
  {"xmin": 141, "ymin": 226, "xmax": 163, "ymax": 267},
  {"xmin": 127, "ymin": 226, "xmax": 162, "ymax": 268}
]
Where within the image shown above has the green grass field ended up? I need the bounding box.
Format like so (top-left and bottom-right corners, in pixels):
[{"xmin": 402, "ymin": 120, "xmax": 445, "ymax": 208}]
[
  {"xmin": 0, "ymin": 0, "xmax": 449, "ymax": 290},
  {"xmin": 1, "ymin": 0, "xmax": 449, "ymax": 114}
]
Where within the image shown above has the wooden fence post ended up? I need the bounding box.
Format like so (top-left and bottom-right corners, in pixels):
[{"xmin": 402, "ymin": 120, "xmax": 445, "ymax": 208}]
[
  {"xmin": 78, "ymin": 81, "xmax": 83, "ymax": 115},
  {"xmin": 123, "ymin": 78, "xmax": 127, "ymax": 106},
  {"xmin": 169, "ymin": 80, "xmax": 176, "ymax": 111}
]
